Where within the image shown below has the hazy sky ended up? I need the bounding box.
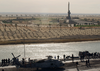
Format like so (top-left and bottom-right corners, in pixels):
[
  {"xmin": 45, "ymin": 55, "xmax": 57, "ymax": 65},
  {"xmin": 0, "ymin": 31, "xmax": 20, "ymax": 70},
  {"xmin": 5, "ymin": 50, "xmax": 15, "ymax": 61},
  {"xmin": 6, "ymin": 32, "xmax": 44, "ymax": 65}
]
[{"xmin": 0, "ymin": 0, "xmax": 100, "ymax": 14}]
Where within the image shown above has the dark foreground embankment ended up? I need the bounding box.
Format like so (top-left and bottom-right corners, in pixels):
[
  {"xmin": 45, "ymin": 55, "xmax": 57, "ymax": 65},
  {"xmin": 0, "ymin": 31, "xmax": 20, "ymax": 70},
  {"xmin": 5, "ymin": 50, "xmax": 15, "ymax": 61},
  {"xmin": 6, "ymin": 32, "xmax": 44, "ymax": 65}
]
[
  {"xmin": 1, "ymin": 59, "xmax": 100, "ymax": 71},
  {"xmin": 0, "ymin": 35, "xmax": 100, "ymax": 45}
]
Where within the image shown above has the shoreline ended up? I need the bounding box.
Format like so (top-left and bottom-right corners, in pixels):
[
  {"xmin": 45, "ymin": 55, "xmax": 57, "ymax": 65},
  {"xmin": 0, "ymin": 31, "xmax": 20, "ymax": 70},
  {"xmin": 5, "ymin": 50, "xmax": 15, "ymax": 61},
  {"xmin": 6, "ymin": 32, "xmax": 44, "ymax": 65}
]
[{"xmin": 0, "ymin": 35, "xmax": 100, "ymax": 45}]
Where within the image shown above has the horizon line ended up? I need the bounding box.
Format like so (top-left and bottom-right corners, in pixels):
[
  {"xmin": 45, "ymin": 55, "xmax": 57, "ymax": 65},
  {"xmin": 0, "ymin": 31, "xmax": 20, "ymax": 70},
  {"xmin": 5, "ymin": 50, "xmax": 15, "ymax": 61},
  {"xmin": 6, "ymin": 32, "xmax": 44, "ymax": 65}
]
[{"xmin": 0, "ymin": 12, "xmax": 100, "ymax": 15}]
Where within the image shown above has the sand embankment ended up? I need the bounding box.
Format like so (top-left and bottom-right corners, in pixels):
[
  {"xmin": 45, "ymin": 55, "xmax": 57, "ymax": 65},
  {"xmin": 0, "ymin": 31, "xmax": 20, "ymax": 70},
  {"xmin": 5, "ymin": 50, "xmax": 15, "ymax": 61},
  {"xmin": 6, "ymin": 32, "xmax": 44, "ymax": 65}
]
[
  {"xmin": 0, "ymin": 35, "xmax": 100, "ymax": 45},
  {"xmin": 0, "ymin": 24, "xmax": 100, "ymax": 45}
]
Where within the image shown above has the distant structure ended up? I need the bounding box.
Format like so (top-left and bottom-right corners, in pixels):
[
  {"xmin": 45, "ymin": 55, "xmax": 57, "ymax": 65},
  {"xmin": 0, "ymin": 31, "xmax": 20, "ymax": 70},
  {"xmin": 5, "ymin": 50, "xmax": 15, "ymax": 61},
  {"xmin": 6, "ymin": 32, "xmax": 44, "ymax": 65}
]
[
  {"xmin": 66, "ymin": 2, "xmax": 75, "ymax": 27},
  {"xmin": 66, "ymin": 2, "xmax": 75, "ymax": 24},
  {"xmin": 59, "ymin": 2, "xmax": 98, "ymax": 27},
  {"xmin": 67, "ymin": 2, "xmax": 71, "ymax": 19},
  {"xmin": 59, "ymin": 2, "xmax": 75, "ymax": 27}
]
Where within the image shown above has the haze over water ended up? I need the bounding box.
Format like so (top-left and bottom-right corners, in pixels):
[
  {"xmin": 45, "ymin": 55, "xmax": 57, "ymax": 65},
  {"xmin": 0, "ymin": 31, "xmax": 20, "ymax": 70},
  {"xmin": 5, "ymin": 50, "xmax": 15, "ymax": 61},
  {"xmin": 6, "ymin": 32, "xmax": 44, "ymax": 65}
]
[{"xmin": 0, "ymin": 41, "xmax": 100, "ymax": 61}]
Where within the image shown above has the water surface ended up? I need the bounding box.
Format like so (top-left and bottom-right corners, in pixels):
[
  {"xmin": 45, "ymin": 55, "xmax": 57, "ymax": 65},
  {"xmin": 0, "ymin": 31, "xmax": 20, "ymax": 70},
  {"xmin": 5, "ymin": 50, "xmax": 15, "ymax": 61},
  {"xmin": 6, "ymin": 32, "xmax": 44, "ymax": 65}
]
[{"xmin": 0, "ymin": 41, "xmax": 100, "ymax": 60}]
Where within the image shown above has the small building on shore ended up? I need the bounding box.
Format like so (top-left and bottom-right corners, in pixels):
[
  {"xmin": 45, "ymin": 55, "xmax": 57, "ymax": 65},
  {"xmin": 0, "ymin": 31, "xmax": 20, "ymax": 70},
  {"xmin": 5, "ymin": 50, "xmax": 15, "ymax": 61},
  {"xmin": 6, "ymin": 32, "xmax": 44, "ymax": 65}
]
[{"xmin": 72, "ymin": 19, "xmax": 98, "ymax": 26}]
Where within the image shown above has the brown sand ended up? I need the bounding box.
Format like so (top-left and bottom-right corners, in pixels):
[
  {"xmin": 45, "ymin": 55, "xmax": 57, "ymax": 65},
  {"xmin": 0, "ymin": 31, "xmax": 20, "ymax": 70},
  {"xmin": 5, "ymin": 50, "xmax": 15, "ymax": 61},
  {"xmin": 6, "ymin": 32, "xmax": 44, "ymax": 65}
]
[{"xmin": 0, "ymin": 24, "xmax": 100, "ymax": 45}]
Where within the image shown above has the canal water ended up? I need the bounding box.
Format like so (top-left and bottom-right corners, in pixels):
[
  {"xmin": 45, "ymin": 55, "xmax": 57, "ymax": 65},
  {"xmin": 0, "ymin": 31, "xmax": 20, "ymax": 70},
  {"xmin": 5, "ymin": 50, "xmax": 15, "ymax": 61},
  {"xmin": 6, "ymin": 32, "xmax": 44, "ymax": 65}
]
[{"xmin": 0, "ymin": 41, "xmax": 100, "ymax": 60}]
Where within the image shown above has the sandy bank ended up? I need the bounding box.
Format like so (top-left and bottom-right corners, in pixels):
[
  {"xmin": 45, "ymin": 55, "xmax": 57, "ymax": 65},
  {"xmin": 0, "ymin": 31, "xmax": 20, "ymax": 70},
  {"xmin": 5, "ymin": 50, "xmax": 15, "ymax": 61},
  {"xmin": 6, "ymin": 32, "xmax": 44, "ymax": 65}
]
[
  {"xmin": 0, "ymin": 35, "xmax": 100, "ymax": 45},
  {"xmin": 0, "ymin": 24, "xmax": 100, "ymax": 45}
]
